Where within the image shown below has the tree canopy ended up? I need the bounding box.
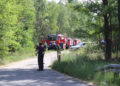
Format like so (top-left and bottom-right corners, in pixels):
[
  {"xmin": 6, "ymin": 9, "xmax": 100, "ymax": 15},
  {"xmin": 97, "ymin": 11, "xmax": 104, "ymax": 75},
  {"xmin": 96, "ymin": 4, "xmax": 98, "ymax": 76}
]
[{"xmin": 0, "ymin": 0, "xmax": 120, "ymax": 61}]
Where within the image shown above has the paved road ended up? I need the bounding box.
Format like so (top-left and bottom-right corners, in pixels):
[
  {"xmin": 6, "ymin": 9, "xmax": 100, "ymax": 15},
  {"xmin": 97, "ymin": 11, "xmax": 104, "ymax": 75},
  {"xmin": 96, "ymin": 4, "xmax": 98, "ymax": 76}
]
[{"xmin": 0, "ymin": 51, "xmax": 93, "ymax": 86}]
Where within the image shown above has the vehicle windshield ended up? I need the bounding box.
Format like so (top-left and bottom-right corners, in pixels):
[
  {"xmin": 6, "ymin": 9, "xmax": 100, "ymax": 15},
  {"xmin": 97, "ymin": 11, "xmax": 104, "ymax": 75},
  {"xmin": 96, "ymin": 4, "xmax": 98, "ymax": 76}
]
[
  {"xmin": 48, "ymin": 35, "xmax": 57, "ymax": 41},
  {"xmin": 78, "ymin": 42, "xmax": 83, "ymax": 46}
]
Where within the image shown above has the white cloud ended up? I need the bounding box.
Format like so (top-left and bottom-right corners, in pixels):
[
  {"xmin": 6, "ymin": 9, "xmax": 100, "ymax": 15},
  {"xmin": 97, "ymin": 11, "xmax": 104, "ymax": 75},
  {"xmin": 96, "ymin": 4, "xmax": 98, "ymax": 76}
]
[{"xmin": 47, "ymin": 0, "xmax": 60, "ymax": 3}]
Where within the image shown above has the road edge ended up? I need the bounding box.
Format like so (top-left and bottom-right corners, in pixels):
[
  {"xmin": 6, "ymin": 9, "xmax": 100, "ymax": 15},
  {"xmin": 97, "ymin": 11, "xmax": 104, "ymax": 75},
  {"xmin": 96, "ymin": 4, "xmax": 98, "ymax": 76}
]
[{"xmin": 51, "ymin": 67, "xmax": 95, "ymax": 86}]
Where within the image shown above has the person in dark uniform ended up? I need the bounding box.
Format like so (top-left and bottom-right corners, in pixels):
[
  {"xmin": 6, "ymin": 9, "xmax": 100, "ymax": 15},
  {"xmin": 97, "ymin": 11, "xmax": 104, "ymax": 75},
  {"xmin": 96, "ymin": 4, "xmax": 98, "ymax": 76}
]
[{"xmin": 36, "ymin": 43, "xmax": 45, "ymax": 71}]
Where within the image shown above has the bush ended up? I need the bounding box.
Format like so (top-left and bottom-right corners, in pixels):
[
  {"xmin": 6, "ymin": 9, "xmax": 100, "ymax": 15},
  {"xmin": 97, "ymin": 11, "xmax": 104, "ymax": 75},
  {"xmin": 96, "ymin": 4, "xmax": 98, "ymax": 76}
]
[
  {"xmin": 52, "ymin": 45, "xmax": 120, "ymax": 86},
  {"xmin": 0, "ymin": 47, "xmax": 35, "ymax": 65}
]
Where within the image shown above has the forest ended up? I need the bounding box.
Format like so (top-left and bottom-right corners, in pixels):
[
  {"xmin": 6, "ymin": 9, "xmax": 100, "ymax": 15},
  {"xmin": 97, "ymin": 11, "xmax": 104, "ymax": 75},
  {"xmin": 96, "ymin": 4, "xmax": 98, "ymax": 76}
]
[
  {"xmin": 0, "ymin": 0, "xmax": 120, "ymax": 85},
  {"xmin": 0, "ymin": 0, "xmax": 120, "ymax": 62},
  {"xmin": 0, "ymin": 0, "xmax": 119, "ymax": 61}
]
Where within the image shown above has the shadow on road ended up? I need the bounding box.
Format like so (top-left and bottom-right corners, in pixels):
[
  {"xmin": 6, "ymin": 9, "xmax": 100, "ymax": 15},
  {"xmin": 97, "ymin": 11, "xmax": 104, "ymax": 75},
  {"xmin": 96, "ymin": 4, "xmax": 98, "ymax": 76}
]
[{"xmin": 0, "ymin": 68, "xmax": 90, "ymax": 86}]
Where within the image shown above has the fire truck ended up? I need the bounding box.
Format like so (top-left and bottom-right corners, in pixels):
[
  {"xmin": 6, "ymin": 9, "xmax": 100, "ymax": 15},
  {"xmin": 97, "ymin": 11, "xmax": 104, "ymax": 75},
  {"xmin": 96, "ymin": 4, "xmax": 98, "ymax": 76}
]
[
  {"xmin": 41, "ymin": 34, "xmax": 81, "ymax": 50},
  {"xmin": 66, "ymin": 38, "xmax": 73, "ymax": 49},
  {"xmin": 73, "ymin": 39, "xmax": 81, "ymax": 46},
  {"xmin": 46, "ymin": 34, "xmax": 66, "ymax": 50}
]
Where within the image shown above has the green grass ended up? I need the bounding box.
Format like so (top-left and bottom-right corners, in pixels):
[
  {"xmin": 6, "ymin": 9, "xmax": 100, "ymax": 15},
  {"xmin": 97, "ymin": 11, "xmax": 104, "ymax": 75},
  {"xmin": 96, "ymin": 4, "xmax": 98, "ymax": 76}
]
[
  {"xmin": 0, "ymin": 48, "xmax": 35, "ymax": 66},
  {"xmin": 0, "ymin": 47, "xmax": 53, "ymax": 66},
  {"xmin": 52, "ymin": 44, "xmax": 120, "ymax": 86}
]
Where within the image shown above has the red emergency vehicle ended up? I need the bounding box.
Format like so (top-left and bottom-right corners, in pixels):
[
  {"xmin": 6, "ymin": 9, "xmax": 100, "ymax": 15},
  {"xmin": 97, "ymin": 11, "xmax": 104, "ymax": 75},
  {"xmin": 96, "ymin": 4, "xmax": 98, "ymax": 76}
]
[
  {"xmin": 46, "ymin": 34, "xmax": 66, "ymax": 49},
  {"xmin": 73, "ymin": 39, "xmax": 81, "ymax": 45},
  {"xmin": 41, "ymin": 40, "xmax": 47, "ymax": 44},
  {"xmin": 41, "ymin": 34, "xmax": 81, "ymax": 50},
  {"xmin": 66, "ymin": 38, "xmax": 73, "ymax": 49}
]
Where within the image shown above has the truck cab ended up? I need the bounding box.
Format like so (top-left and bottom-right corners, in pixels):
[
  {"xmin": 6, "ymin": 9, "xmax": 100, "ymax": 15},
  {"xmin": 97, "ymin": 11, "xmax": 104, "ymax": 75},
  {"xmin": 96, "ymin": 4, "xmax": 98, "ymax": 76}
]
[{"xmin": 47, "ymin": 34, "xmax": 66, "ymax": 50}]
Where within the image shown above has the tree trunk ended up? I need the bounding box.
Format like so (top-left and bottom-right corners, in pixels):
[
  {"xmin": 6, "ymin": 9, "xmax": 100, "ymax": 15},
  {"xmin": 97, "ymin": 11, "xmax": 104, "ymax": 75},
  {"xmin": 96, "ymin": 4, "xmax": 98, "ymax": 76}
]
[
  {"xmin": 102, "ymin": 0, "xmax": 112, "ymax": 61},
  {"xmin": 118, "ymin": 0, "xmax": 120, "ymax": 28},
  {"xmin": 117, "ymin": 0, "xmax": 120, "ymax": 58}
]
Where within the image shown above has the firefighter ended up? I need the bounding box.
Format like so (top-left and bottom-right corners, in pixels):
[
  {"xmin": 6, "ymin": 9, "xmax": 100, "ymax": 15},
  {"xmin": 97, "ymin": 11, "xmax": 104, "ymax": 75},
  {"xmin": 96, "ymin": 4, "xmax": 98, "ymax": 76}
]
[{"xmin": 36, "ymin": 43, "xmax": 45, "ymax": 71}]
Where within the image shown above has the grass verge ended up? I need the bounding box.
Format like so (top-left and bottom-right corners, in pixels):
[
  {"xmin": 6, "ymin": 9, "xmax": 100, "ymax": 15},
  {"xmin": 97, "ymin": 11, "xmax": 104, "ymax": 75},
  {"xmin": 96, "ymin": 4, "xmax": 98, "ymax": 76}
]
[
  {"xmin": 0, "ymin": 48, "xmax": 35, "ymax": 66},
  {"xmin": 52, "ymin": 44, "xmax": 120, "ymax": 86}
]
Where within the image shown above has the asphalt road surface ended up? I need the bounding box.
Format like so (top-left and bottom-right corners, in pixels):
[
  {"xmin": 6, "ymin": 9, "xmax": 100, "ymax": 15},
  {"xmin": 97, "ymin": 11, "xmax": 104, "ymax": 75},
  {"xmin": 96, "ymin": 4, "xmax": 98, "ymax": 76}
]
[{"xmin": 0, "ymin": 51, "xmax": 94, "ymax": 86}]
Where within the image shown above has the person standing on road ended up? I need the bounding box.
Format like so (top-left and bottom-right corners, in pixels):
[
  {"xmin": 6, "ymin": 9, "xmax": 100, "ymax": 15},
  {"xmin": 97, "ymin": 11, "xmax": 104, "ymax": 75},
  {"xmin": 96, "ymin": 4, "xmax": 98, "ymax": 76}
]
[
  {"xmin": 36, "ymin": 43, "xmax": 45, "ymax": 71},
  {"xmin": 56, "ymin": 44, "xmax": 61, "ymax": 62}
]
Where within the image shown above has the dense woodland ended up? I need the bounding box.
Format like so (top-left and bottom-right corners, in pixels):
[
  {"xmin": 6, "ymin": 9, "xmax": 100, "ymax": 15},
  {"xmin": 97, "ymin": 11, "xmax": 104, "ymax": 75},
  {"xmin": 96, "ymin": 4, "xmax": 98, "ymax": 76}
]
[{"xmin": 0, "ymin": 0, "xmax": 120, "ymax": 61}]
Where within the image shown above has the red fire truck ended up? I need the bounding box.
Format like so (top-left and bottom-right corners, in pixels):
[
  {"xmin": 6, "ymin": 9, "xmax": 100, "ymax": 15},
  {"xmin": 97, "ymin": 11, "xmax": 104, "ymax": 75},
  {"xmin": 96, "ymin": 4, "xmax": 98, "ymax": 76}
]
[
  {"xmin": 73, "ymin": 39, "xmax": 81, "ymax": 45},
  {"xmin": 46, "ymin": 34, "xmax": 66, "ymax": 50},
  {"xmin": 41, "ymin": 34, "xmax": 81, "ymax": 50},
  {"xmin": 66, "ymin": 38, "xmax": 73, "ymax": 49}
]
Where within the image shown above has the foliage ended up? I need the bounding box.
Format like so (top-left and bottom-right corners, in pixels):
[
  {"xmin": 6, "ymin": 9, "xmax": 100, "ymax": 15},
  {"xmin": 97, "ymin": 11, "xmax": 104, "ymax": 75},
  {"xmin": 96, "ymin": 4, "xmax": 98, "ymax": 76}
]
[
  {"xmin": 0, "ymin": 0, "xmax": 120, "ymax": 75},
  {"xmin": 34, "ymin": 0, "xmax": 72, "ymax": 42},
  {"xmin": 73, "ymin": 0, "xmax": 120, "ymax": 59},
  {"xmin": 0, "ymin": 0, "xmax": 35, "ymax": 59},
  {"xmin": 0, "ymin": 47, "xmax": 35, "ymax": 65},
  {"xmin": 52, "ymin": 45, "xmax": 120, "ymax": 86},
  {"xmin": 57, "ymin": 3, "xmax": 71, "ymax": 35}
]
